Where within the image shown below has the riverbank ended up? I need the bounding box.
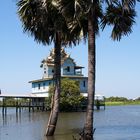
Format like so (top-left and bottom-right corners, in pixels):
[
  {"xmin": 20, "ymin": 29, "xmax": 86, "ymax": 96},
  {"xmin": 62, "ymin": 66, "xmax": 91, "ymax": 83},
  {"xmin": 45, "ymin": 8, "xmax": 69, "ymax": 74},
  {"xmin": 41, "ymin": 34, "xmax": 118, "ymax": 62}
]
[{"xmin": 105, "ymin": 101, "xmax": 140, "ymax": 106}]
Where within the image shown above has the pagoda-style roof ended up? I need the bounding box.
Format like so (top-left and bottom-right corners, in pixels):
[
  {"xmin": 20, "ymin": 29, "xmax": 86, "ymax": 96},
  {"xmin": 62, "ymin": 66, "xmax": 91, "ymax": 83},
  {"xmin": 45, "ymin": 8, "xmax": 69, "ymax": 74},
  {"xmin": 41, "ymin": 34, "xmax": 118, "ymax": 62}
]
[{"xmin": 40, "ymin": 48, "xmax": 76, "ymax": 67}]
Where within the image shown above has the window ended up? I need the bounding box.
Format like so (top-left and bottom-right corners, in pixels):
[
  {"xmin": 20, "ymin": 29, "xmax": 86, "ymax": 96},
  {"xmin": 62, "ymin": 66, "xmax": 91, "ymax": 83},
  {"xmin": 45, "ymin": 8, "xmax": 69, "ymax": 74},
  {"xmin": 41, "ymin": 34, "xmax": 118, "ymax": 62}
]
[
  {"xmin": 67, "ymin": 66, "xmax": 70, "ymax": 72},
  {"xmin": 43, "ymin": 83, "xmax": 45, "ymax": 89},
  {"xmin": 38, "ymin": 84, "xmax": 41, "ymax": 90},
  {"xmin": 52, "ymin": 69, "xmax": 54, "ymax": 73},
  {"xmin": 44, "ymin": 71, "xmax": 46, "ymax": 74},
  {"xmin": 33, "ymin": 84, "xmax": 35, "ymax": 88},
  {"xmin": 49, "ymin": 81, "xmax": 51, "ymax": 85},
  {"xmin": 83, "ymin": 81, "xmax": 86, "ymax": 87}
]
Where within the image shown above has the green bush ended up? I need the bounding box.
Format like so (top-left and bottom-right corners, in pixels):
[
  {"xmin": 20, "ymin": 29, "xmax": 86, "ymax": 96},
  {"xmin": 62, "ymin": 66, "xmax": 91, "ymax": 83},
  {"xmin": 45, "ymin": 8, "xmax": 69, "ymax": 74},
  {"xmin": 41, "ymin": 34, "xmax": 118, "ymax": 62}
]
[{"xmin": 46, "ymin": 78, "xmax": 86, "ymax": 111}]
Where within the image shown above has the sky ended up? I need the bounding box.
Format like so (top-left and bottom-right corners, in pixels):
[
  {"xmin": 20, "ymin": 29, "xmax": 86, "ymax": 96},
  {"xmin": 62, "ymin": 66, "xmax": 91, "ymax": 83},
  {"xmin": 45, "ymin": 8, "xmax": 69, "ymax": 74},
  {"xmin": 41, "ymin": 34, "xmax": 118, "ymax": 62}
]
[{"xmin": 0, "ymin": 1, "xmax": 140, "ymax": 99}]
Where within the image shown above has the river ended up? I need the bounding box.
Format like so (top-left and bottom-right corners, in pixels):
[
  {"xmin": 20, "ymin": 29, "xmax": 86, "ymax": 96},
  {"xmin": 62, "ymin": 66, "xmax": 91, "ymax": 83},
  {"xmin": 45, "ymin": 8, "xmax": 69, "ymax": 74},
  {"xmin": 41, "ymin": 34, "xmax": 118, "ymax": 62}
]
[{"xmin": 0, "ymin": 105, "xmax": 140, "ymax": 140}]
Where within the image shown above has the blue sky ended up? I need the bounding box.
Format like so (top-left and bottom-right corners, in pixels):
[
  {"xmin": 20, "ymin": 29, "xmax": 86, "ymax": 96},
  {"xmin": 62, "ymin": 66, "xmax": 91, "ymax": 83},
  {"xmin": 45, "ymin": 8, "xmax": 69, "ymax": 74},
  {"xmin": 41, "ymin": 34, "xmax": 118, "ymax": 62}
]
[{"xmin": 0, "ymin": 1, "xmax": 140, "ymax": 99}]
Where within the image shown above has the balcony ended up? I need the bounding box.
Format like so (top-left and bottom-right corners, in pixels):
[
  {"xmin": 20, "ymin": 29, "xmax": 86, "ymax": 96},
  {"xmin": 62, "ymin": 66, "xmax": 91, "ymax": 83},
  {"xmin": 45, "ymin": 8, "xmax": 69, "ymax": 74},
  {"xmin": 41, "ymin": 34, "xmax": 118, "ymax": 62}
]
[{"xmin": 75, "ymin": 71, "xmax": 83, "ymax": 76}]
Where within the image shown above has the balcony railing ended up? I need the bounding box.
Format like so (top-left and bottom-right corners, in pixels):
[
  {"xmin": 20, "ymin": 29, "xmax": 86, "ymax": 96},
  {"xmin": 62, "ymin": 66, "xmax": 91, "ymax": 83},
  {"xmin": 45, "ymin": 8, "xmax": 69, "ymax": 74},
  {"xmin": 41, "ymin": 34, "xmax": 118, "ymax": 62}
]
[{"xmin": 75, "ymin": 71, "xmax": 83, "ymax": 75}]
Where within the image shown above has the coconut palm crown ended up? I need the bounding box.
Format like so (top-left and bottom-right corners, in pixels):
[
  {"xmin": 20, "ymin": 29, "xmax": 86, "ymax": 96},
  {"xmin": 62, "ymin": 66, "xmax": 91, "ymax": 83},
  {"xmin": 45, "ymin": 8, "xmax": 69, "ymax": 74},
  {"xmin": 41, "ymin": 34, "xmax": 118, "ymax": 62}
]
[
  {"xmin": 17, "ymin": 0, "xmax": 80, "ymax": 45},
  {"xmin": 57, "ymin": 0, "xmax": 138, "ymax": 41}
]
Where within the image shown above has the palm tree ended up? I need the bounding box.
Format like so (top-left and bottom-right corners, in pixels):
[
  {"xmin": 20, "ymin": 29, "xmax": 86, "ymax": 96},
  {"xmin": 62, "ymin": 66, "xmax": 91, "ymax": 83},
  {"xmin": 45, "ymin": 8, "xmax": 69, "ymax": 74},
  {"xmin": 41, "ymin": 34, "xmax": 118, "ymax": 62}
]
[
  {"xmin": 57, "ymin": 0, "xmax": 138, "ymax": 139},
  {"xmin": 17, "ymin": 0, "xmax": 79, "ymax": 136}
]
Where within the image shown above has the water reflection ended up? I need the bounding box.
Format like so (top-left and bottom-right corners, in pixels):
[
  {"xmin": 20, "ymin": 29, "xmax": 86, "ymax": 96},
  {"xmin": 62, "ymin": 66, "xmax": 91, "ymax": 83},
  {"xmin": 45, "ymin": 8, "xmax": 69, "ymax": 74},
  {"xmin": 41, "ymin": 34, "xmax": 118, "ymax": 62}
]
[
  {"xmin": 0, "ymin": 106, "xmax": 140, "ymax": 140},
  {"xmin": 2, "ymin": 110, "xmax": 23, "ymax": 125},
  {"xmin": 16, "ymin": 112, "xmax": 21, "ymax": 124},
  {"xmin": 2, "ymin": 113, "xmax": 7, "ymax": 125}
]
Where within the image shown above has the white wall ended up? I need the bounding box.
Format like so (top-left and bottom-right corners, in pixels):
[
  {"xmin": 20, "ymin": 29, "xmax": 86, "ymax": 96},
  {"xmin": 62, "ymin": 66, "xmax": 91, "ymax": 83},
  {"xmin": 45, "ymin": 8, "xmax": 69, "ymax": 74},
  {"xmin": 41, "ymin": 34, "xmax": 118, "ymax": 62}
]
[
  {"xmin": 32, "ymin": 80, "xmax": 53, "ymax": 94},
  {"xmin": 47, "ymin": 66, "xmax": 54, "ymax": 77},
  {"xmin": 42, "ymin": 64, "xmax": 48, "ymax": 78},
  {"xmin": 79, "ymin": 78, "xmax": 88, "ymax": 93},
  {"xmin": 62, "ymin": 58, "xmax": 75, "ymax": 75},
  {"xmin": 65, "ymin": 77, "xmax": 88, "ymax": 93}
]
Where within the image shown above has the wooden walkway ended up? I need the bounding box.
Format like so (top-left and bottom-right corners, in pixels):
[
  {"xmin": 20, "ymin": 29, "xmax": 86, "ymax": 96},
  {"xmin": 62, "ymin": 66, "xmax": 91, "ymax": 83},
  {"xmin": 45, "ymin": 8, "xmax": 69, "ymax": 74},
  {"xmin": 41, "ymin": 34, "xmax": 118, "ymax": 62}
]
[
  {"xmin": 0, "ymin": 95, "xmax": 45, "ymax": 114},
  {"xmin": 0, "ymin": 95, "xmax": 105, "ymax": 114}
]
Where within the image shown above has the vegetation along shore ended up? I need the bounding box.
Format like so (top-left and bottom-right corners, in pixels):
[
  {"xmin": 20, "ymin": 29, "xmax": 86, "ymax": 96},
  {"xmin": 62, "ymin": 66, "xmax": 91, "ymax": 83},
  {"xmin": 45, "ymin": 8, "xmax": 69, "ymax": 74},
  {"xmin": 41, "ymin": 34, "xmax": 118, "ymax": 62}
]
[{"xmin": 105, "ymin": 96, "xmax": 140, "ymax": 106}]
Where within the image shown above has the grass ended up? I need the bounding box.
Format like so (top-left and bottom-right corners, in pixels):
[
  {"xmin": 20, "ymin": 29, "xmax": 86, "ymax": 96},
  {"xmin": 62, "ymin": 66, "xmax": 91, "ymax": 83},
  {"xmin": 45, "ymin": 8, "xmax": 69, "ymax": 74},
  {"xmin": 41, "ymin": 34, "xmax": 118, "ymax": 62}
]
[{"xmin": 105, "ymin": 101, "xmax": 140, "ymax": 106}]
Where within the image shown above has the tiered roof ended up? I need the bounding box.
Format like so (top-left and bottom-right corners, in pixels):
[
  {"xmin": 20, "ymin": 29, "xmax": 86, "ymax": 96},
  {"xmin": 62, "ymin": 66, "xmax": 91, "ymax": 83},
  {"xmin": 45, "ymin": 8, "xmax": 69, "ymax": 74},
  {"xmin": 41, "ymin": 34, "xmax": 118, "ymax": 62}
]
[{"xmin": 40, "ymin": 48, "xmax": 75, "ymax": 67}]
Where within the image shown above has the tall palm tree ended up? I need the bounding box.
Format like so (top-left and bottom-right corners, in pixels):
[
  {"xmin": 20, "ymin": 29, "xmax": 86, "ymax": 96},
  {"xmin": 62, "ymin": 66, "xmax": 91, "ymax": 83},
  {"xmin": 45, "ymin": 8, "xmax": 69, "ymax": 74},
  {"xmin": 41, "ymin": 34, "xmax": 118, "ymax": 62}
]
[
  {"xmin": 17, "ymin": 0, "xmax": 79, "ymax": 136},
  {"xmin": 57, "ymin": 0, "xmax": 138, "ymax": 139}
]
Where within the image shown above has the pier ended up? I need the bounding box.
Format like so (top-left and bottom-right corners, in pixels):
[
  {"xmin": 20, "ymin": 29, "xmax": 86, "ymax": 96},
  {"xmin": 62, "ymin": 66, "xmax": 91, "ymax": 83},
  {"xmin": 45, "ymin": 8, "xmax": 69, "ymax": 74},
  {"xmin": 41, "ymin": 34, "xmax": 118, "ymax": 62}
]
[
  {"xmin": 0, "ymin": 95, "xmax": 46, "ymax": 114},
  {"xmin": 0, "ymin": 94, "xmax": 105, "ymax": 114},
  {"xmin": 95, "ymin": 95, "xmax": 106, "ymax": 110},
  {"xmin": 81, "ymin": 95, "xmax": 106, "ymax": 111}
]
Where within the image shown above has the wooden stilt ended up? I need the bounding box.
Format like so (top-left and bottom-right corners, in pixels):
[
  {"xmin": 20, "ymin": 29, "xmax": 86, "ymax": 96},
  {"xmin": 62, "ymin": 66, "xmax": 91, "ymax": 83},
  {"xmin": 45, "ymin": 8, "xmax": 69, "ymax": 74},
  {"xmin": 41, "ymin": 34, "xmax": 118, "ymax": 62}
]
[
  {"xmin": 16, "ymin": 98, "xmax": 18, "ymax": 113},
  {"xmin": 29, "ymin": 99, "xmax": 31, "ymax": 113},
  {"xmin": 2, "ymin": 98, "xmax": 5, "ymax": 114}
]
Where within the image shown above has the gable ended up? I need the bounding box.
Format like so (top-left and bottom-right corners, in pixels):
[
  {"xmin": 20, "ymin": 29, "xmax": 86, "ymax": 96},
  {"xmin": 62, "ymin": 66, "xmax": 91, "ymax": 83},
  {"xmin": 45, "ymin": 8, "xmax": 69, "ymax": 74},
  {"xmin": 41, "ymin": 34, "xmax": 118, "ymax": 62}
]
[{"xmin": 62, "ymin": 58, "xmax": 75, "ymax": 67}]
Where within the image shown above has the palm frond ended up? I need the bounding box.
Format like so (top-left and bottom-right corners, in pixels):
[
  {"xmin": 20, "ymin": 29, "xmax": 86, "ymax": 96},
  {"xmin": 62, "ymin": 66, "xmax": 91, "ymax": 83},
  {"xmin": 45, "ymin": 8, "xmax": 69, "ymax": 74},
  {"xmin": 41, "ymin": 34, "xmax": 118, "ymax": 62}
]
[
  {"xmin": 17, "ymin": 0, "xmax": 53, "ymax": 45},
  {"xmin": 17, "ymin": 0, "xmax": 82, "ymax": 47},
  {"xmin": 122, "ymin": 0, "xmax": 136, "ymax": 9},
  {"xmin": 101, "ymin": 2, "xmax": 136, "ymax": 41}
]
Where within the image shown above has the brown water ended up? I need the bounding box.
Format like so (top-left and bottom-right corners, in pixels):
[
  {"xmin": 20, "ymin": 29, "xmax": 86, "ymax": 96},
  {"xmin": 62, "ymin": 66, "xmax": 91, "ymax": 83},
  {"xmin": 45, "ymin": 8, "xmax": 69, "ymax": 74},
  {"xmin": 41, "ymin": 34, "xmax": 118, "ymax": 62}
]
[{"xmin": 0, "ymin": 106, "xmax": 140, "ymax": 140}]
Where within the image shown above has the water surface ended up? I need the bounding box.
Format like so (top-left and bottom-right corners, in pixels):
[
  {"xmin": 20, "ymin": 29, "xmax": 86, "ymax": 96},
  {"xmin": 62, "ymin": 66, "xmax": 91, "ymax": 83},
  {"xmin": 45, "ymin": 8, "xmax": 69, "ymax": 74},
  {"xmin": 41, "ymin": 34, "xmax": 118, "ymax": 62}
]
[{"xmin": 0, "ymin": 105, "xmax": 140, "ymax": 140}]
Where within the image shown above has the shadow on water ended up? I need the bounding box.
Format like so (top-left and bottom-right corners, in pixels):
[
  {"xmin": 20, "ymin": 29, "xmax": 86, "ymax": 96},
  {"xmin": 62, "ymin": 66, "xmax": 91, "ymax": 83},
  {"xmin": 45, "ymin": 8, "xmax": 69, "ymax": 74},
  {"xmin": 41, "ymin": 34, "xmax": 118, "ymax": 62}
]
[{"xmin": 42, "ymin": 112, "xmax": 86, "ymax": 140}]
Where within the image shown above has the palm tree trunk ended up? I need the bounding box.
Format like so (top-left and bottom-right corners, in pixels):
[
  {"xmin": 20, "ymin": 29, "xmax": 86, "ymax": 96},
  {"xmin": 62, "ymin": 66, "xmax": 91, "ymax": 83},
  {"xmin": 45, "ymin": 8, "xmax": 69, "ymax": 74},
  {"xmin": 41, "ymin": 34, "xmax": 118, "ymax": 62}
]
[
  {"xmin": 80, "ymin": 7, "xmax": 96, "ymax": 140},
  {"xmin": 46, "ymin": 32, "xmax": 61, "ymax": 136}
]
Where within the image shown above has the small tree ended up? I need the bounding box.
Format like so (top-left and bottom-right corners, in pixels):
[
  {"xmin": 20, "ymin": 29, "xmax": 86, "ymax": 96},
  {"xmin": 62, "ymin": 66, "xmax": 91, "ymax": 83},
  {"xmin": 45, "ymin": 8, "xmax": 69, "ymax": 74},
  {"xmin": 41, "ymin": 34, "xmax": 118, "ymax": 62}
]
[{"xmin": 47, "ymin": 78, "xmax": 85, "ymax": 111}]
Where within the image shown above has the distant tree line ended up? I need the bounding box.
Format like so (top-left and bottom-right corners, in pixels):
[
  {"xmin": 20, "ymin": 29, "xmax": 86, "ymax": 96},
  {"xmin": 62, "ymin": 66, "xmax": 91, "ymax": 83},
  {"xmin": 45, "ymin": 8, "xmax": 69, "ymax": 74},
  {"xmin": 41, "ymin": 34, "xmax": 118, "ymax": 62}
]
[
  {"xmin": 105, "ymin": 96, "xmax": 128, "ymax": 102},
  {"xmin": 105, "ymin": 96, "xmax": 140, "ymax": 102}
]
